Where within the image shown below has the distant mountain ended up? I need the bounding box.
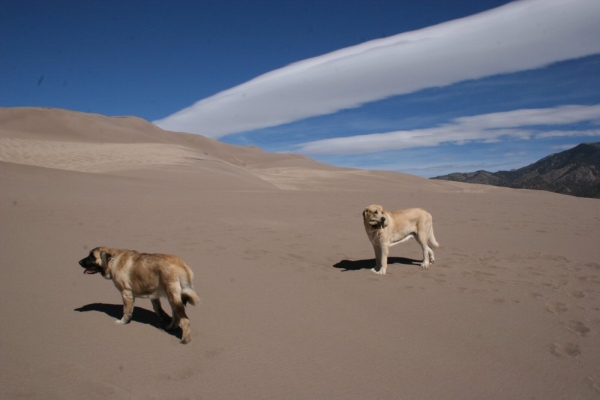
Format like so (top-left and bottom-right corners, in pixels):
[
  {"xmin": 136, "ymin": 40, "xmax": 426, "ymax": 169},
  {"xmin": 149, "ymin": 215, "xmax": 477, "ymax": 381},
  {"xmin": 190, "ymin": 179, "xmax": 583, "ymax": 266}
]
[{"xmin": 431, "ymin": 142, "xmax": 600, "ymax": 199}]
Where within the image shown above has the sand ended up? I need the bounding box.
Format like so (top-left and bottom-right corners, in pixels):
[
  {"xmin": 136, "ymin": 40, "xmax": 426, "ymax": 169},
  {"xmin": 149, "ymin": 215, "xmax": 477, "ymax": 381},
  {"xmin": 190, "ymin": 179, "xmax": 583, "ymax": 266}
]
[{"xmin": 1, "ymin": 107, "xmax": 600, "ymax": 399}]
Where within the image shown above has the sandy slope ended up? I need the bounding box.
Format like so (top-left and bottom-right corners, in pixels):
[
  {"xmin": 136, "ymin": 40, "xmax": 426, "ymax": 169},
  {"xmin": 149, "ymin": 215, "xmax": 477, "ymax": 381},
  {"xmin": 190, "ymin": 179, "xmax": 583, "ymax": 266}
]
[{"xmin": 1, "ymin": 107, "xmax": 600, "ymax": 399}]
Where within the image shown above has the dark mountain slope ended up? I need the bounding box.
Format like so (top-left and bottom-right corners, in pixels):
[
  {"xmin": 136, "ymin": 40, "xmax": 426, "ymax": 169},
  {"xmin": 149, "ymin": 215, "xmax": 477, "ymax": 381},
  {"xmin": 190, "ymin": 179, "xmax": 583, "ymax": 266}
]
[{"xmin": 432, "ymin": 142, "xmax": 600, "ymax": 198}]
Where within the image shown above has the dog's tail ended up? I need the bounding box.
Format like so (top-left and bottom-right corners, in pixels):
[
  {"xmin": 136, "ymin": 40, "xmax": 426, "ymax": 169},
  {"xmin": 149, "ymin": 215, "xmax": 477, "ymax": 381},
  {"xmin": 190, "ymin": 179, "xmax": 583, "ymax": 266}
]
[
  {"xmin": 428, "ymin": 227, "xmax": 440, "ymax": 248},
  {"xmin": 179, "ymin": 269, "xmax": 201, "ymax": 306},
  {"xmin": 181, "ymin": 287, "xmax": 200, "ymax": 306},
  {"xmin": 182, "ymin": 286, "xmax": 201, "ymax": 306}
]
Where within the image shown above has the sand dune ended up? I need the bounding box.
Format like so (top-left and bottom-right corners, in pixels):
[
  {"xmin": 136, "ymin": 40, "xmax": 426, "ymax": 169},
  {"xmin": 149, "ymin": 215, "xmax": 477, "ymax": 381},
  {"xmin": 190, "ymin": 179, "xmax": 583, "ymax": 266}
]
[
  {"xmin": 1, "ymin": 107, "xmax": 600, "ymax": 399},
  {"xmin": 0, "ymin": 138, "xmax": 205, "ymax": 172}
]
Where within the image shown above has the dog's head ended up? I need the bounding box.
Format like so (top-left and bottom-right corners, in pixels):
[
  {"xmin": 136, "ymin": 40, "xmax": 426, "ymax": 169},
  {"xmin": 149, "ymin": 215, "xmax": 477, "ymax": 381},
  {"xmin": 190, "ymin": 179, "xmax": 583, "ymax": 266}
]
[
  {"xmin": 79, "ymin": 247, "xmax": 113, "ymax": 279},
  {"xmin": 363, "ymin": 204, "xmax": 388, "ymax": 229}
]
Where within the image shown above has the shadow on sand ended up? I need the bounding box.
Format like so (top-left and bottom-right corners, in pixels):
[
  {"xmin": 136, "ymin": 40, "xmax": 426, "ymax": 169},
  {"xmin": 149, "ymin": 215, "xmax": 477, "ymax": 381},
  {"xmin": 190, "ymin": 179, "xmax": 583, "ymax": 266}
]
[
  {"xmin": 333, "ymin": 257, "xmax": 421, "ymax": 272},
  {"xmin": 74, "ymin": 303, "xmax": 181, "ymax": 340}
]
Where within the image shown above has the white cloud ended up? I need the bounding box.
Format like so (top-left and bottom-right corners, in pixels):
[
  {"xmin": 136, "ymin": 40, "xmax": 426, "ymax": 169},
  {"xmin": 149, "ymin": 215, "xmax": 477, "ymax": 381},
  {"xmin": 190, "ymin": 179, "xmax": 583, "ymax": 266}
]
[
  {"xmin": 537, "ymin": 129, "xmax": 600, "ymax": 138},
  {"xmin": 453, "ymin": 104, "xmax": 600, "ymax": 129},
  {"xmin": 294, "ymin": 104, "xmax": 600, "ymax": 155},
  {"xmin": 153, "ymin": 0, "xmax": 600, "ymax": 139}
]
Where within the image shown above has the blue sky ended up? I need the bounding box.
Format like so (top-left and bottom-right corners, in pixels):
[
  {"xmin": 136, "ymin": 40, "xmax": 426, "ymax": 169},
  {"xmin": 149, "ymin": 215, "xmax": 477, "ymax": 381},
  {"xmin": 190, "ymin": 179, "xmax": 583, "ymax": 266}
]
[{"xmin": 2, "ymin": 0, "xmax": 600, "ymax": 177}]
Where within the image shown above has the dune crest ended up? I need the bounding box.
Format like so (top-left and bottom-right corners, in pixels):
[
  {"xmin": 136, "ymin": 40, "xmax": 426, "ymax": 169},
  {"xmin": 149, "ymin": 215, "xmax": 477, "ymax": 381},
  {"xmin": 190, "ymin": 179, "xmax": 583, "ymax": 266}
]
[{"xmin": 0, "ymin": 107, "xmax": 440, "ymax": 191}]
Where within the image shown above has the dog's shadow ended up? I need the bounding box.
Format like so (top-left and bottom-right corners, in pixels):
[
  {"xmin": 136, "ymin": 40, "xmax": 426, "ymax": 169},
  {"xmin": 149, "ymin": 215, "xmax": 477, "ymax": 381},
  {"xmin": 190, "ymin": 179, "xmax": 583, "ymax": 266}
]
[
  {"xmin": 74, "ymin": 303, "xmax": 182, "ymax": 340},
  {"xmin": 333, "ymin": 257, "xmax": 421, "ymax": 272}
]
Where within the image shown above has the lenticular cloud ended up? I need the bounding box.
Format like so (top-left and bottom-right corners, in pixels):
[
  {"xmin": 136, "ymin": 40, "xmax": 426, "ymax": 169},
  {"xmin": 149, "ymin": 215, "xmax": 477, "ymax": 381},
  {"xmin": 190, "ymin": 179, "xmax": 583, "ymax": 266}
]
[
  {"xmin": 293, "ymin": 104, "xmax": 600, "ymax": 155},
  {"xmin": 154, "ymin": 0, "xmax": 600, "ymax": 139}
]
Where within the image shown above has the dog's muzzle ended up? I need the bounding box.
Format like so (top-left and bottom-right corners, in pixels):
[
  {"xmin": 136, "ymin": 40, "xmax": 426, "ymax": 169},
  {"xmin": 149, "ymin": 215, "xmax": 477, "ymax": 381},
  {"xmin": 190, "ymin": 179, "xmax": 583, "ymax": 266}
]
[
  {"xmin": 369, "ymin": 216, "xmax": 386, "ymax": 229},
  {"xmin": 79, "ymin": 259, "xmax": 101, "ymax": 275}
]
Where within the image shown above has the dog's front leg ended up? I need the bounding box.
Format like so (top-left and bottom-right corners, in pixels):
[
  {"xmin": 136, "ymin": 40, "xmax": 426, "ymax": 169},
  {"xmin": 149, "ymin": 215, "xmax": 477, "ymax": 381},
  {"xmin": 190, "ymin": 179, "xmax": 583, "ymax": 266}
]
[
  {"xmin": 372, "ymin": 244, "xmax": 389, "ymax": 275},
  {"xmin": 115, "ymin": 290, "xmax": 134, "ymax": 325}
]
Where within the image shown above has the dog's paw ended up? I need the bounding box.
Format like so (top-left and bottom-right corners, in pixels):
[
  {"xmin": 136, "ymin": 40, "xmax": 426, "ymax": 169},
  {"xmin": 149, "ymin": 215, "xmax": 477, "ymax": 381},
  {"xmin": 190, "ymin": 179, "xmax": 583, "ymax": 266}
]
[
  {"xmin": 115, "ymin": 319, "xmax": 126, "ymax": 325},
  {"xmin": 420, "ymin": 263, "xmax": 430, "ymax": 269},
  {"xmin": 371, "ymin": 268, "xmax": 386, "ymax": 275}
]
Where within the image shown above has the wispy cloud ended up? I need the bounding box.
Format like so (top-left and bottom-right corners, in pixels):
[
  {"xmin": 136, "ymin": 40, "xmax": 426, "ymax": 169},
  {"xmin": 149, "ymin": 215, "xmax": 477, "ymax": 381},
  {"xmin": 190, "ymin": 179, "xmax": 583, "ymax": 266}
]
[
  {"xmin": 153, "ymin": 0, "xmax": 600, "ymax": 139},
  {"xmin": 316, "ymin": 144, "xmax": 542, "ymax": 177},
  {"xmin": 293, "ymin": 104, "xmax": 600, "ymax": 155}
]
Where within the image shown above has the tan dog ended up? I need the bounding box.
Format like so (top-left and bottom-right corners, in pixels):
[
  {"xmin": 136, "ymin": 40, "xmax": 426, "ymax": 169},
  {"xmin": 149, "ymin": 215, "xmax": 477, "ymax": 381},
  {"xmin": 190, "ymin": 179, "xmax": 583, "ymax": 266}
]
[
  {"xmin": 79, "ymin": 247, "xmax": 200, "ymax": 344},
  {"xmin": 363, "ymin": 205, "xmax": 439, "ymax": 275}
]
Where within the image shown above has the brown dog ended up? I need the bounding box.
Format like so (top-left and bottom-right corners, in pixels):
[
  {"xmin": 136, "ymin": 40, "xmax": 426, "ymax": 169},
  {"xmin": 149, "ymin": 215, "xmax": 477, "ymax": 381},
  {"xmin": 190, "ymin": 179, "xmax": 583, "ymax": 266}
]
[
  {"xmin": 79, "ymin": 247, "xmax": 200, "ymax": 344},
  {"xmin": 363, "ymin": 205, "xmax": 439, "ymax": 275}
]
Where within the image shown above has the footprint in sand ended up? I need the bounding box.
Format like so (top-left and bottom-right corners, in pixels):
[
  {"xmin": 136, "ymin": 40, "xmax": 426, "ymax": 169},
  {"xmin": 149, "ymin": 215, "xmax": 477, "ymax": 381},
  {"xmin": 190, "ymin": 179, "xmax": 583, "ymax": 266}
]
[
  {"xmin": 550, "ymin": 342, "xmax": 581, "ymax": 358},
  {"xmin": 546, "ymin": 302, "xmax": 568, "ymax": 315},
  {"xmin": 243, "ymin": 249, "xmax": 269, "ymax": 260},
  {"xmin": 566, "ymin": 320, "xmax": 591, "ymax": 337},
  {"xmin": 569, "ymin": 289, "xmax": 586, "ymax": 299},
  {"xmin": 204, "ymin": 347, "xmax": 225, "ymax": 359},
  {"xmin": 552, "ymin": 279, "xmax": 569, "ymax": 290},
  {"xmin": 585, "ymin": 262, "xmax": 600, "ymax": 270}
]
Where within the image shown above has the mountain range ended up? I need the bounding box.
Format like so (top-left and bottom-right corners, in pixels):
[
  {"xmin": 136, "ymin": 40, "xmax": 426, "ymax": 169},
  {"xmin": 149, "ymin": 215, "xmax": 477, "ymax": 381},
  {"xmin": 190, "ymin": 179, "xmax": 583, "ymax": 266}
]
[{"xmin": 431, "ymin": 142, "xmax": 600, "ymax": 199}]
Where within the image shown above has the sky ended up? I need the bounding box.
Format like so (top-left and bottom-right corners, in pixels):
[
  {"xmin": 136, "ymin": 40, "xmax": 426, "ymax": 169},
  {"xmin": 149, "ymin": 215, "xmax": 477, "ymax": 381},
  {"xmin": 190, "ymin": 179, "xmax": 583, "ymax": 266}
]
[{"xmin": 2, "ymin": 0, "xmax": 600, "ymax": 177}]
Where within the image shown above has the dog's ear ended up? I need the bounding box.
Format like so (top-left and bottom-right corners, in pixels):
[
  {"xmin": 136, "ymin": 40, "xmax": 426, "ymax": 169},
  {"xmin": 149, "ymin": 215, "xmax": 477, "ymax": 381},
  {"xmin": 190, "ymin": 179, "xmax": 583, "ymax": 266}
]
[
  {"xmin": 362, "ymin": 208, "xmax": 368, "ymax": 220},
  {"xmin": 100, "ymin": 250, "xmax": 112, "ymax": 267},
  {"xmin": 382, "ymin": 216, "xmax": 389, "ymax": 228}
]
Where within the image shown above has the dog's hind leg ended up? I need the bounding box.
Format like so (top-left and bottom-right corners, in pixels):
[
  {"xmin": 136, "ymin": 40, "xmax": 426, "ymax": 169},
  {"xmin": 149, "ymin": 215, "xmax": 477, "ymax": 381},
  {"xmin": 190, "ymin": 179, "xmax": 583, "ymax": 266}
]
[
  {"xmin": 170, "ymin": 303, "xmax": 191, "ymax": 344},
  {"xmin": 415, "ymin": 232, "xmax": 433, "ymax": 268},
  {"xmin": 165, "ymin": 301, "xmax": 180, "ymax": 332},
  {"xmin": 427, "ymin": 247, "xmax": 435, "ymax": 264},
  {"xmin": 116, "ymin": 290, "xmax": 134, "ymax": 325},
  {"xmin": 166, "ymin": 284, "xmax": 192, "ymax": 344},
  {"xmin": 151, "ymin": 298, "xmax": 171, "ymax": 326},
  {"xmin": 427, "ymin": 227, "xmax": 438, "ymax": 265},
  {"xmin": 177, "ymin": 312, "xmax": 191, "ymax": 344}
]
